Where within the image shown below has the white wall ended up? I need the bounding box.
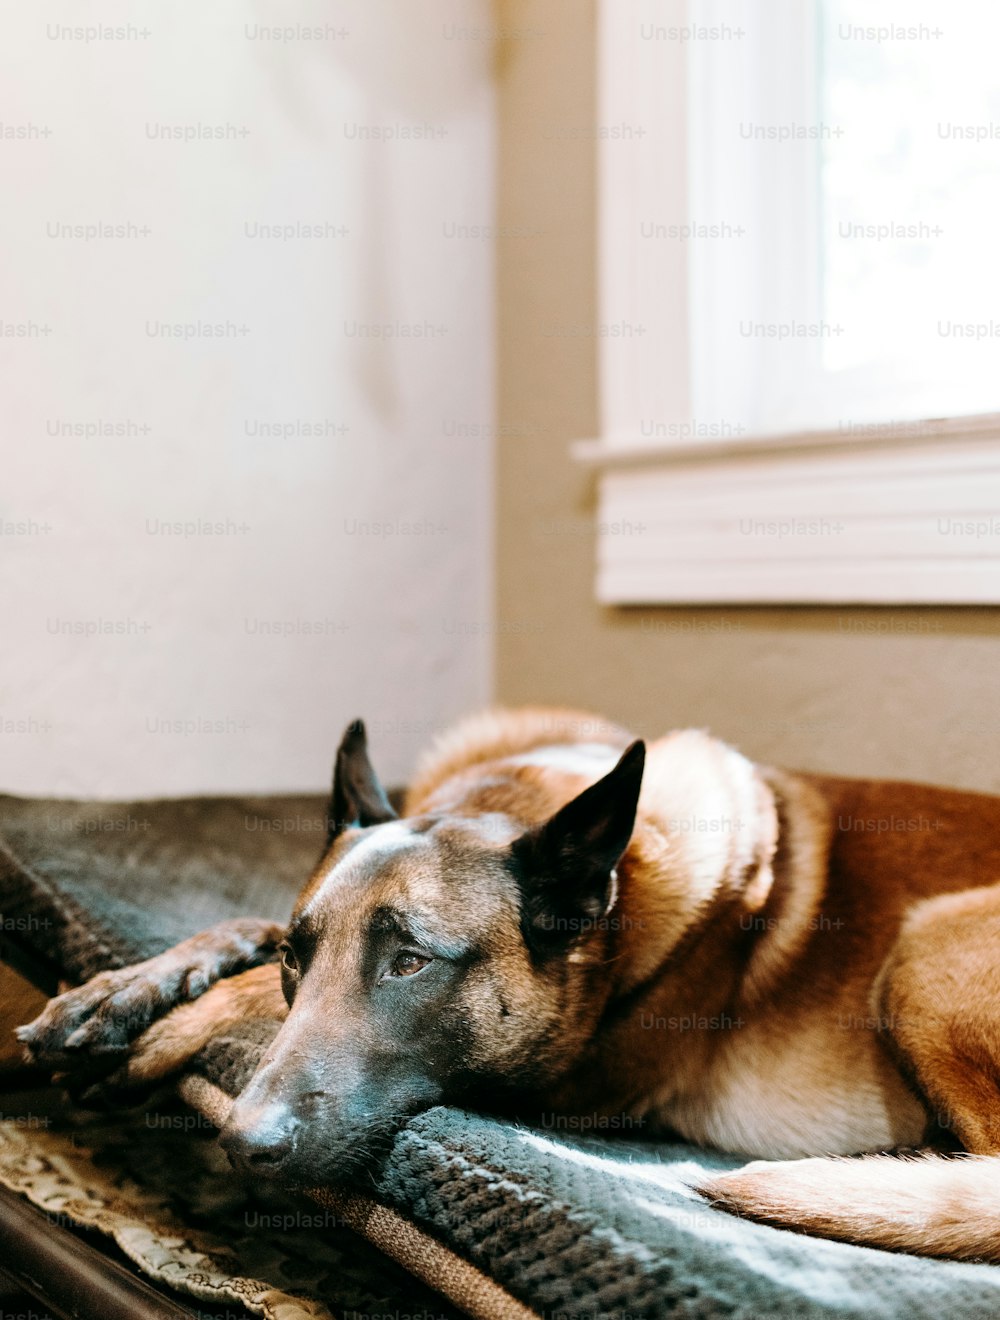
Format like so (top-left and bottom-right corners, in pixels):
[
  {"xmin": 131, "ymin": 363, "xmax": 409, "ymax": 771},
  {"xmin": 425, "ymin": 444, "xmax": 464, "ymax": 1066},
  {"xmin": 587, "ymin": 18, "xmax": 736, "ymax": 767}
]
[{"xmin": 0, "ymin": 0, "xmax": 495, "ymax": 796}]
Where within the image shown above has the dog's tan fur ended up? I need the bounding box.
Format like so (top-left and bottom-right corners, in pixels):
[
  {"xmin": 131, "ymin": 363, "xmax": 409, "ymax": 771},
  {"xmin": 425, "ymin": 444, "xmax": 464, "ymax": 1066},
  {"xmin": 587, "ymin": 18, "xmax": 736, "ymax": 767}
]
[{"xmin": 24, "ymin": 706, "xmax": 1000, "ymax": 1260}]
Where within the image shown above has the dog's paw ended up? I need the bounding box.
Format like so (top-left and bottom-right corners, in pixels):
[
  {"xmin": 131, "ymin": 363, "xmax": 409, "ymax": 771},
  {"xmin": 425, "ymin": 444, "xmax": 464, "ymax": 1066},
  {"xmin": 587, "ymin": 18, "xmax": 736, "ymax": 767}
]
[
  {"xmin": 17, "ymin": 967, "xmax": 162, "ymax": 1066},
  {"xmin": 69, "ymin": 964, "xmax": 287, "ymax": 1100},
  {"xmin": 16, "ymin": 961, "xmax": 210, "ymax": 1066},
  {"xmin": 17, "ymin": 918, "xmax": 284, "ymax": 1070}
]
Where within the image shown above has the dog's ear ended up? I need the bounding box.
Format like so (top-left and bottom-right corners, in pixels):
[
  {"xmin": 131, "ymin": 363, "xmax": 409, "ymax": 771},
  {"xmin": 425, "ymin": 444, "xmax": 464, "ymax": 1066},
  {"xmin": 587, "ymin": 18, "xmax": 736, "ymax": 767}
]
[
  {"xmin": 511, "ymin": 740, "xmax": 645, "ymax": 949},
  {"xmin": 327, "ymin": 719, "xmax": 398, "ymax": 844}
]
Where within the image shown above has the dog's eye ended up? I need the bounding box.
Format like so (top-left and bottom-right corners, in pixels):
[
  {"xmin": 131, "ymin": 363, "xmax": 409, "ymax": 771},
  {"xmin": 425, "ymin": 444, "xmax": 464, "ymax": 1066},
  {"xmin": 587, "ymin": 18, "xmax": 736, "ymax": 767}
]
[
  {"xmin": 388, "ymin": 951, "xmax": 432, "ymax": 979},
  {"xmin": 279, "ymin": 944, "xmax": 298, "ymax": 974}
]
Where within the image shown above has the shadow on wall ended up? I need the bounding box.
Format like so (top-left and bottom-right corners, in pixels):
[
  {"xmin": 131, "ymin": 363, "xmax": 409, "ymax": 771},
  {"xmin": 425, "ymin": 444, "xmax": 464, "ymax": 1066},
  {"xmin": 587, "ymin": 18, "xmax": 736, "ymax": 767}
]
[{"xmin": 257, "ymin": 0, "xmax": 494, "ymax": 422}]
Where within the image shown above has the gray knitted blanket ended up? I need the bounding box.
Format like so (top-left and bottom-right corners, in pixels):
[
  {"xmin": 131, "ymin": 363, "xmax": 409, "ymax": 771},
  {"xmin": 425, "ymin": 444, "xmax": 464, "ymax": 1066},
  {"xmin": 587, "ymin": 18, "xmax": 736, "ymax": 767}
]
[{"xmin": 3, "ymin": 791, "xmax": 1000, "ymax": 1319}]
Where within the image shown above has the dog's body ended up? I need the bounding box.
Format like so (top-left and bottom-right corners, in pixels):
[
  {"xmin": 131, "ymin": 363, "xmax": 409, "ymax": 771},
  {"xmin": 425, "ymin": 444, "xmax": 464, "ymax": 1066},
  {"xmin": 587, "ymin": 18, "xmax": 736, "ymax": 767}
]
[{"xmin": 20, "ymin": 706, "xmax": 1000, "ymax": 1260}]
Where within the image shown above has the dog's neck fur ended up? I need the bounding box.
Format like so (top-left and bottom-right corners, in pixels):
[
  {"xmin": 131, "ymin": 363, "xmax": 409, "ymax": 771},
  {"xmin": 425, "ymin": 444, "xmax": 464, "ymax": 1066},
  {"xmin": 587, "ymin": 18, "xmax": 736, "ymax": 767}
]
[{"xmin": 535, "ymin": 742, "xmax": 827, "ymax": 1114}]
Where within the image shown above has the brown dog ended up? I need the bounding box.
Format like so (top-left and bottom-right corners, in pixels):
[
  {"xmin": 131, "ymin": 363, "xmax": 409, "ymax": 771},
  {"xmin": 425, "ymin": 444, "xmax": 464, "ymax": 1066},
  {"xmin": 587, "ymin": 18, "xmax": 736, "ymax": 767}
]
[{"xmin": 19, "ymin": 706, "xmax": 1000, "ymax": 1260}]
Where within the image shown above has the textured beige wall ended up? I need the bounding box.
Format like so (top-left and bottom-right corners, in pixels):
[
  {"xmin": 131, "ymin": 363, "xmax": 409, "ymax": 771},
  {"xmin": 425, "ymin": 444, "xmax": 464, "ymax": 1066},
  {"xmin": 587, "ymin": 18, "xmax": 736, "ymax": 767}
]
[{"xmin": 495, "ymin": 0, "xmax": 1000, "ymax": 792}]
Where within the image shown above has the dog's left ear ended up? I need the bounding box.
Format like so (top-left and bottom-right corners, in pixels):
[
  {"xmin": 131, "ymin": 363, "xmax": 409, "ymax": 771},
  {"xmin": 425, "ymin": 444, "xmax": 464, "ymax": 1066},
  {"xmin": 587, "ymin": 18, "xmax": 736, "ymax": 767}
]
[
  {"xmin": 327, "ymin": 719, "xmax": 398, "ymax": 845},
  {"xmin": 512, "ymin": 740, "xmax": 645, "ymax": 949}
]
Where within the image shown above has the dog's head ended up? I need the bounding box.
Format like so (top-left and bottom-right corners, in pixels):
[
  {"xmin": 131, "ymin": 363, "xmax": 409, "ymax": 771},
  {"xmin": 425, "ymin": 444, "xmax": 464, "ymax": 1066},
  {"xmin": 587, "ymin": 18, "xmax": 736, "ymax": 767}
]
[{"xmin": 220, "ymin": 720, "xmax": 645, "ymax": 1186}]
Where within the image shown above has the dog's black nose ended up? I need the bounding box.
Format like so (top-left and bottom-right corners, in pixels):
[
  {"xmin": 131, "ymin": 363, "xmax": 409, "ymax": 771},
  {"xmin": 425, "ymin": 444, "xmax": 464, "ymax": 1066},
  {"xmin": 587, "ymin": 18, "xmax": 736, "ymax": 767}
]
[{"xmin": 219, "ymin": 1102, "xmax": 300, "ymax": 1173}]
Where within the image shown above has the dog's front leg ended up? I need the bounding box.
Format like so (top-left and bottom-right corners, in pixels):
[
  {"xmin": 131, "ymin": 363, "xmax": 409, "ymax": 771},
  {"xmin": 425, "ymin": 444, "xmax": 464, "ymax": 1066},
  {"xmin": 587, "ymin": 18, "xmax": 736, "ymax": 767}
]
[
  {"xmin": 105, "ymin": 963, "xmax": 287, "ymax": 1091},
  {"xmin": 17, "ymin": 917, "xmax": 283, "ymax": 1069}
]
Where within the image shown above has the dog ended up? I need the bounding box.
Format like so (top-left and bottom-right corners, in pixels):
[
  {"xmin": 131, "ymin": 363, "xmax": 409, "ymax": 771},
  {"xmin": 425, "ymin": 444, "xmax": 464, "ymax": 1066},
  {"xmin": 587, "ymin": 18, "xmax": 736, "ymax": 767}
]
[{"xmin": 18, "ymin": 706, "xmax": 1000, "ymax": 1261}]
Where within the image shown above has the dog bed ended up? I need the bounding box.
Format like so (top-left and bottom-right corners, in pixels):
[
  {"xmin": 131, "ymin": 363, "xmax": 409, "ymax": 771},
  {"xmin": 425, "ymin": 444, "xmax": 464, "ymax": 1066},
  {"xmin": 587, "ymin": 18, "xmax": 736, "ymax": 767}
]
[{"xmin": 3, "ymin": 790, "xmax": 1000, "ymax": 1320}]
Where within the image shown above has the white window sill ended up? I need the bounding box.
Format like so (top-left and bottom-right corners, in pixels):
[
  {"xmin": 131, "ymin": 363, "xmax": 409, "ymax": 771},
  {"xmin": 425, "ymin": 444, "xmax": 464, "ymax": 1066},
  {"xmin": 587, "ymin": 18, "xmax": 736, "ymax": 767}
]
[{"xmin": 573, "ymin": 414, "xmax": 1000, "ymax": 605}]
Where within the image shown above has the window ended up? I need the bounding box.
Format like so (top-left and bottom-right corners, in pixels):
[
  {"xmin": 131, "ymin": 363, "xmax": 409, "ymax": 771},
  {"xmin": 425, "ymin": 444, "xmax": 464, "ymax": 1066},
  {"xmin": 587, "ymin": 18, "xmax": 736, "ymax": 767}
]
[
  {"xmin": 581, "ymin": 0, "xmax": 1000, "ymax": 604},
  {"xmin": 691, "ymin": 0, "xmax": 1000, "ymax": 435}
]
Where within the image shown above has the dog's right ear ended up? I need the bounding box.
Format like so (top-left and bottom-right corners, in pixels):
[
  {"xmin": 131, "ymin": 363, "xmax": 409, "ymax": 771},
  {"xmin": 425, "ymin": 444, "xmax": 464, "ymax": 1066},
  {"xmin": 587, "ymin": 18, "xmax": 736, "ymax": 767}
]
[
  {"xmin": 326, "ymin": 720, "xmax": 398, "ymax": 845},
  {"xmin": 511, "ymin": 740, "xmax": 645, "ymax": 952}
]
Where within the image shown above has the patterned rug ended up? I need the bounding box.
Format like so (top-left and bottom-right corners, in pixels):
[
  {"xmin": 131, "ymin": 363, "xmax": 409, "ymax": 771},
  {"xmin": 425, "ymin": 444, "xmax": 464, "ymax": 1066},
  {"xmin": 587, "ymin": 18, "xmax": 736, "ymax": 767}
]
[{"xmin": 0, "ymin": 1088, "xmax": 462, "ymax": 1320}]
